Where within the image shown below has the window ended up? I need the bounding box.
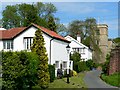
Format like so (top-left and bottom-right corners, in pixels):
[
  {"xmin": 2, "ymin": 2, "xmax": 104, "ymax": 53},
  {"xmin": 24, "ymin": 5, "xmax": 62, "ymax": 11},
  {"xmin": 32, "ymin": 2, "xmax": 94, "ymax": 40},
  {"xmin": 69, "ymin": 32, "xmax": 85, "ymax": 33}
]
[
  {"xmin": 55, "ymin": 61, "xmax": 59, "ymax": 68},
  {"xmin": 24, "ymin": 37, "xmax": 33, "ymax": 50},
  {"xmin": 63, "ymin": 61, "xmax": 67, "ymax": 69},
  {"xmin": 3, "ymin": 40, "xmax": 13, "ymax": 50}
]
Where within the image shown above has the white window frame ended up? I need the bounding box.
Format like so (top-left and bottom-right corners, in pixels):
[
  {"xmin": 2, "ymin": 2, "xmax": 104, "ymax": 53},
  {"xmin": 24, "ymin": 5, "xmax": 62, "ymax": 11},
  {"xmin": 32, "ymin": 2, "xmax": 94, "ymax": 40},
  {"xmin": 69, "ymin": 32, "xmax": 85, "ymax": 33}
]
[
  {"xmin": 3, "ymin": 40, "xmax": 13, "ymax": 50},
  {"xmin": 24, "ymin": 37, "xmax": 33, "ymax": 50},
  {"xmin": 55, "ymin": 61, "xmax": 59, "ymax": 68}
]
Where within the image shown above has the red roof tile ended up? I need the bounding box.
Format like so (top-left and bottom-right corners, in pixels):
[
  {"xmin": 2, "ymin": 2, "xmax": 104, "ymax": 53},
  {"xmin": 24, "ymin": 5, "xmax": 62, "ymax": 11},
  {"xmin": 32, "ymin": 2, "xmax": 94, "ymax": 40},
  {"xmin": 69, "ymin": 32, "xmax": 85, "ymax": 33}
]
[{"xmin": 0, "ymin": 24, "xmax": 69, "ymax": 42}]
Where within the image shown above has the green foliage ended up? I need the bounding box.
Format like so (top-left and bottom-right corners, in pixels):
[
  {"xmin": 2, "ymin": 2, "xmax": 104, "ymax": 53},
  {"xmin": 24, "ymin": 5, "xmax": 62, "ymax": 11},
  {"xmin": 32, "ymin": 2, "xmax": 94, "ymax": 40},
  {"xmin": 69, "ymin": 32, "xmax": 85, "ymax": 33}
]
[
  {"xmin": 101, "ymin": 73, "xmax": 120, "ymax": 87},
  {"xmin": 47, "ymin": 16, "xmax": 57, "ymax": 32},
  {"xmin": 2, "ymin": 2, "xmax": 57, "ymax": 31},
  {"xmin": 102, "ymin": 54, "xmax": 110, "ymax": 74},
  {"xmin": 113, "ymin": 37, "xmax": 120, "ymax": 45},
  {"xmin": 2, "ymin": 51, "xmax": 39, "ymax": 89},
  {"xmin": 70, "ymin": 52, "xmax": 81, "ymax": 73},
  {"xmin": 68, "ymin": 18, "xmax": 102, "ymax": 62},
  {"xmin": 31, "ymin": 28, "xmax": 50, "ymax": 89},
  {"xmin": 48, "ymin": 65, "xmax": 55, "ymax": 82}
]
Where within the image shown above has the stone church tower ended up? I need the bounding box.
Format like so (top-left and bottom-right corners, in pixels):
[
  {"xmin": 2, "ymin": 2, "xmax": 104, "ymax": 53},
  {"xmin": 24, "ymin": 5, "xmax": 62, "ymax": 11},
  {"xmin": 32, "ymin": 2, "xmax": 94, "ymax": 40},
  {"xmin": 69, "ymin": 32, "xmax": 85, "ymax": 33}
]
[{"xmin": 97, "ymin": 24, "xmax": 108, "ymax": 63}]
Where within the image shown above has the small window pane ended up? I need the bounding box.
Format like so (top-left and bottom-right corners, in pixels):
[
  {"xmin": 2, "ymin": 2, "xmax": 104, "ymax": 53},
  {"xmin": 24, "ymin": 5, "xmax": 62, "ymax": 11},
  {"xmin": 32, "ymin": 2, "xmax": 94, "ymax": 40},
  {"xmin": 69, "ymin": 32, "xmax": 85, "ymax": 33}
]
[
  {"xmin": 3, "ymin": 41, "xmax": 6, "ymax": 49},
  {"xmin": 11, "ymin": 41, "xmax": 13, "ymax": 49},
  {"xmin": 7, "ymin": 41, "xmax": 10, "ymax": 49},
  {"xmin": 63, "ymin": 62, "xmax": 67, "ymax": 69},
  {"xmin": 55, "ymin": 61, "xmax": 59, "ymax": 68}
]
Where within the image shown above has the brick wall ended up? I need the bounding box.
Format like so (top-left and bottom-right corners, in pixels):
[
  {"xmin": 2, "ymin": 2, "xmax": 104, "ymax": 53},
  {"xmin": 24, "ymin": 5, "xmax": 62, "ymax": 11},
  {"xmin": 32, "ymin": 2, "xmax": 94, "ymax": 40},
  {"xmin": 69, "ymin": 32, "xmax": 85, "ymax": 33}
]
[{"xmin": 108, "ymin": 46, "xmax": 120, "ymax": 75}]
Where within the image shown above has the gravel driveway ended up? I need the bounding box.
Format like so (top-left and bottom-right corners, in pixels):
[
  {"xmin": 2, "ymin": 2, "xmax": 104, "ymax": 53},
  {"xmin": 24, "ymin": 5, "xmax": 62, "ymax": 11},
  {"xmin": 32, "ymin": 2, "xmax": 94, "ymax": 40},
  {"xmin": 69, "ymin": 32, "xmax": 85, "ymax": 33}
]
[{"xmin": 84, "ymin": 70, "xmax": 119, "ymax": 89}]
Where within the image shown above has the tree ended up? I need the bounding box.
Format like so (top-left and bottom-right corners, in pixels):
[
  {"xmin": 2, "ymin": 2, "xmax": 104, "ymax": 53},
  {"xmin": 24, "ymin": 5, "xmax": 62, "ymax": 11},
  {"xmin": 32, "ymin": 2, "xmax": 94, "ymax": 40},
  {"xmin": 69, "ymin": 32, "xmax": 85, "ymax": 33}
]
[
  {"xmin": 31, "ymin": 28, "xmax": 50, "ymax": 89},
  {"xmin": 68, "ymin": 18, "xmax": 101, "ymax": 63},
  {"xmin": 2, "ymin": 5, "xmax": 21, "ymax": 29},
  {"xmin": 47, "ymin": 15, "xmax": 57, "ymax": 32},
  {"xmin": 113, "ymin": 37, "xmax": 120, "ymax": 46},
  {"xmin": 2, "ymin": 2, "xmax": 57, "ymax": 31}
]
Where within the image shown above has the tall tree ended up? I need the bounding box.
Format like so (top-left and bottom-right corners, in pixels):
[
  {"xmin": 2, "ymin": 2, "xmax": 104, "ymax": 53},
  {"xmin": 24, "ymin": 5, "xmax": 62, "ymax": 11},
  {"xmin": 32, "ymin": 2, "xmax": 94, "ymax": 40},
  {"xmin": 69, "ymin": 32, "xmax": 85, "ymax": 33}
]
[
  {"xmin": 2, "ymin": 5, "xmax": 21, "ymax": 29},
  {"xmin": 68, "ymin": 18, "xmax": 101, "ymax": 63},
  {"xmin": 47, "ymin": 15, "xmax": 57, "ymax": 32},
  {"xmin": 2, "ymin": 2, "xmax": 57, "ymax": 31},
  {"xmin": 31, "ymin": 28, "xmax": 50, "ymax": 89}
]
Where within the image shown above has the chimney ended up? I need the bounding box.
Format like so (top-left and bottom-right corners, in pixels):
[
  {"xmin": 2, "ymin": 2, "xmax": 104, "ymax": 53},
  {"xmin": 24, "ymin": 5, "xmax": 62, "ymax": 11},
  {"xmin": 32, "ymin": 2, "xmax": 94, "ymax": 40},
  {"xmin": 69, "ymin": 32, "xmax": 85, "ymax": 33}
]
[{"xmin": 77, "ymin": 33, "xmax": 81, "ymax": 43}]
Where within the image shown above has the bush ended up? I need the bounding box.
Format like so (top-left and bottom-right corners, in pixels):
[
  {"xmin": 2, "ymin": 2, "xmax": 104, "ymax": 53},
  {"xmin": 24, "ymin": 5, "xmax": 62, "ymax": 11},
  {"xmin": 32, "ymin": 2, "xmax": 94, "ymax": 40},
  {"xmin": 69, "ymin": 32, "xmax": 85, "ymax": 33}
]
[
  {"xmin": 48, "ymin": 65, "xmax": 55, "ymax": 82},
  {"xmin": 102, "ymin": 54, "xmax": 110, "ymax": 74},
  {"xmin": 72, "ymin": 70, "xmax": 77, "ymax": 76},
  {"xmin": 78, "ymin": 61, "xmax": 89, "ymax": 72},
  {"xmin": 2, "ymin": 51, "xmax": 39, "ymax": 89}
]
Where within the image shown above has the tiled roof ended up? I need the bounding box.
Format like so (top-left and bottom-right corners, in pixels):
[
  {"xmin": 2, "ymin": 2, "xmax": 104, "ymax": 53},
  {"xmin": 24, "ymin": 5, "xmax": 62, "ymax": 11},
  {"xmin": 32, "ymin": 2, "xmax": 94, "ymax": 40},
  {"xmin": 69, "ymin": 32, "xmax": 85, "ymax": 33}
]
[
  {"xmin": 0, "ymin": 23, "xmax": 69, "ymax": 42},
  {"xmin": 0, "ymin": 27, "xmax": 26, "ymax": 39}
]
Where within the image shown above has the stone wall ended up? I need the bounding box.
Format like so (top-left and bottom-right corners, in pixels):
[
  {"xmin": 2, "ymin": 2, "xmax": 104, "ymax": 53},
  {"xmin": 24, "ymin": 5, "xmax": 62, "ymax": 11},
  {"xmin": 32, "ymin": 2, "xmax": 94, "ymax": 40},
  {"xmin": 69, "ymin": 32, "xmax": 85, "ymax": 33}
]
[{"xmin": 108, "ymin": 46, "xmax": 120, "ymax": 75}]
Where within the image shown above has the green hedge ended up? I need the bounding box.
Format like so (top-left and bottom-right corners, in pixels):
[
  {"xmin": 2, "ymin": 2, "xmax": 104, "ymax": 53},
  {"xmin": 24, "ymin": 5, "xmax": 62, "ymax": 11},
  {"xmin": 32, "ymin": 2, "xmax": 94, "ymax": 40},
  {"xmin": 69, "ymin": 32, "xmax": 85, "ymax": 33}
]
[
  {"xmin": 2, "ymin": 51, "xmax": 39, "ymax": 89},
  {"xmin": 48, "ymin": 65, "xmax": 55, "ymax": 82}
]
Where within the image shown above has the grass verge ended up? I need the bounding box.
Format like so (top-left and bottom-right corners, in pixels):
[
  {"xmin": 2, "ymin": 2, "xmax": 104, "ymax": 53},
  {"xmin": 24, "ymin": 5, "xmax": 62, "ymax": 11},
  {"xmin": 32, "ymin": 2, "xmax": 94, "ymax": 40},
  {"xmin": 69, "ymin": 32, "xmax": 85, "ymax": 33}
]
[
  {"xmin": 101, "ymin": 73, "xmax": 120, "ymax": 87},
  {"xmin": 49, "ymin": 72, "xmax": 87, "ymax": 88}
]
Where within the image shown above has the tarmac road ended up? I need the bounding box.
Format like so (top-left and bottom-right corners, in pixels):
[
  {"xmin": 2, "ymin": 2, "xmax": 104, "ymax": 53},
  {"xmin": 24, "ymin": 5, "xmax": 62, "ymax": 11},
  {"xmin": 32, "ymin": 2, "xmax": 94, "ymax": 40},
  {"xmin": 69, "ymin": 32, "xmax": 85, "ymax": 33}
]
[{"xmin": 84, "ymin": 70, "xmax": 119, "ymax": 89}]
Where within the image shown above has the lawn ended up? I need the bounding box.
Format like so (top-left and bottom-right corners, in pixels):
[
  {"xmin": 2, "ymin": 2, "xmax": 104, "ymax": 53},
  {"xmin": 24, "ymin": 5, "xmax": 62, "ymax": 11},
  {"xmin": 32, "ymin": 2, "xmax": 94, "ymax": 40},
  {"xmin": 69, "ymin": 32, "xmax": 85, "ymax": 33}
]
[
  {"xmin": 49, "ymin": 72, "xmax": 87, "ymax": 88},
  {"xmin": 101, "ymin": 73, "xmax": 120, "ymax": 87}
]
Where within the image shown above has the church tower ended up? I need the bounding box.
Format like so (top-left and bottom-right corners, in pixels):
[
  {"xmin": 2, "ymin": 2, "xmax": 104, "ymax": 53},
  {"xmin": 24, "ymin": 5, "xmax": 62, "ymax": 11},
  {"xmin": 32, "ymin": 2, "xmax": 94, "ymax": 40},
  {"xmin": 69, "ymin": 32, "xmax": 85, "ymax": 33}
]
[{"xmin": 97, "ymin": 24, "xmax": 108, "ymax": 63}]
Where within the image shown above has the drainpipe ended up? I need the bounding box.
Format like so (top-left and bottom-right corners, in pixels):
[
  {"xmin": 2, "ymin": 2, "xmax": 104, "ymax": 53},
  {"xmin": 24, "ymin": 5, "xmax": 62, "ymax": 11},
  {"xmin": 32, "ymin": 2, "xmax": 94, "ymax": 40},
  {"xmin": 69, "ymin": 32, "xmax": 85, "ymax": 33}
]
[{"xmin": 50, "ymin": 38, "xmax": 54, "ymax": 64}]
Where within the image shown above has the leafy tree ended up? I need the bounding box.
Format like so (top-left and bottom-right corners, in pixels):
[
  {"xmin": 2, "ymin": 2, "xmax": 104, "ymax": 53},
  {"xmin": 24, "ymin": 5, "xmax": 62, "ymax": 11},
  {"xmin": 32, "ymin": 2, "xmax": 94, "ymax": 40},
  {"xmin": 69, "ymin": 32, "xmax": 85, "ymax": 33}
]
[
  {"xmin": 113, "ymin": 37, "xmax": 120, "ymax": 46},
  {"xmin": 31, "ymin": 28, "xmax": 50, "ymax": 89},
  {"xmin": 2, "ymin": 2, "xmax": 57, "ymax": 31},
  {"xmin": 47, "ymin": 15, "xmax": 57, "ymax": 32},
  {"xmin": 2, "ymin": 5, "xmax": 21, "ymax": 29},
  {"xmin": 68, "ymin": 18, "xmax": 101, "ymax": 63},
  {"xmin": 18, "ymin": 3, "xmax": 39, "ymax": 27}
]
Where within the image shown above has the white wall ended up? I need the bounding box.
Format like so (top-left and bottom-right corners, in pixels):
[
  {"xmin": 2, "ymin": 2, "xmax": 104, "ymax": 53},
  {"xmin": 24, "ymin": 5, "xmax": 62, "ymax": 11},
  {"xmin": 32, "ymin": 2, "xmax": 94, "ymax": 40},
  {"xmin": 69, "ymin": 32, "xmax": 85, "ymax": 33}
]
[
  {"xmin": 51, "ymin": 39, "xmax": 69, "ymax": 66},
  {"xmin": 65, "ymin": 36, "xmax": 92, "ymax": 61},
  {"xmin": 13, "ymin": 27, "xmax": 36, "ymax": 51}
]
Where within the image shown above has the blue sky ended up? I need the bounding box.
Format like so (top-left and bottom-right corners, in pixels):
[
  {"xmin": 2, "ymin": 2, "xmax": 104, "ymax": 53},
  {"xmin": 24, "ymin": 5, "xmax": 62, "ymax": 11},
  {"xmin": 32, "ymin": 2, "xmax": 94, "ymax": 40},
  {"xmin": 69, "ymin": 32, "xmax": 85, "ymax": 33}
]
[{"xmin": 0, "ymin": 1, "xmax": 119, "ymax": 38}]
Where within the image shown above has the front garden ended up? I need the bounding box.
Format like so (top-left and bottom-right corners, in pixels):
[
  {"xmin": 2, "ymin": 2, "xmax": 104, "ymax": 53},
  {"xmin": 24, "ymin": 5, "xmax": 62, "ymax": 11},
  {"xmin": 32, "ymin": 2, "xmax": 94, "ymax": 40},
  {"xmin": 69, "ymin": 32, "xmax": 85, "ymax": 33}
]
[{"xmin": 49, "ymin": 72, "xmax": 87, "ymax": 88}]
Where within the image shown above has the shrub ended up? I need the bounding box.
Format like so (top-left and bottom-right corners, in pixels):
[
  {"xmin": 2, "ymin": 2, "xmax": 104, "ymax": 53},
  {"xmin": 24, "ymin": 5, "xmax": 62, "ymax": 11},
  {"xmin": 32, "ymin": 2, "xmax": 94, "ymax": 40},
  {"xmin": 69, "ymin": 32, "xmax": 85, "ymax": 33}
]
[
  {"xmin": 78, "ymin": 61, "xmax": 89, "ymax": 72},
  {"xmin": 48, "ymin": 65, "xmax": 55, "ymax": 82},
  {"xmin": 72, "ymin": 70, "xmax": 77, "ymax": 76},
  {"xmin": 2, "ymin": 51, "xmax": 39, "ymax": 89},
  {"xmin": 102, "ymin": 54, "xmax": 110, "ymax": 74},
  {"xmin": 70, "ymin": 52, "xmax": 81, "ymax": 73}
]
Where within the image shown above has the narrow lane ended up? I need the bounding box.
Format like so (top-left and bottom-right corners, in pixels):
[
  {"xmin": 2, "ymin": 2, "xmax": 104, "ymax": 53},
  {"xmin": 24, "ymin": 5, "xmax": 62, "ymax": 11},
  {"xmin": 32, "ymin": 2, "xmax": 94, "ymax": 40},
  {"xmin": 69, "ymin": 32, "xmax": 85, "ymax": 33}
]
[{"xmin": 84, "ymin": 70, "xmax": 118, "ymax": 88}]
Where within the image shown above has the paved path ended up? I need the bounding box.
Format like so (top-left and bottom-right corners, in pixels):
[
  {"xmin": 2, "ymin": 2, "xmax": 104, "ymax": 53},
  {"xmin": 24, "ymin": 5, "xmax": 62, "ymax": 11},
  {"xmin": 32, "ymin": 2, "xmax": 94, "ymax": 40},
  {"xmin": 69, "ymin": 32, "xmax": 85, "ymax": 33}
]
[{"xmin": 84, "ymin": 70, "xmax": 118, "ymax": 88}]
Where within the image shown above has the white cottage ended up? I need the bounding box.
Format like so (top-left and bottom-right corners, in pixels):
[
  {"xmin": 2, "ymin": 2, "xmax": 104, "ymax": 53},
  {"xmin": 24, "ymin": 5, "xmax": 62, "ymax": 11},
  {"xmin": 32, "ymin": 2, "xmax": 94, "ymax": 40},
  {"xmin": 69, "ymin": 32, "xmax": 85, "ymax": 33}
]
[
  {"xmin": 0, "ymin": 23, "xmax": 73, "ymax": 76},
  {"xmin": 65, "ymin": 35, "xmax": 92, "ymax": 61}
]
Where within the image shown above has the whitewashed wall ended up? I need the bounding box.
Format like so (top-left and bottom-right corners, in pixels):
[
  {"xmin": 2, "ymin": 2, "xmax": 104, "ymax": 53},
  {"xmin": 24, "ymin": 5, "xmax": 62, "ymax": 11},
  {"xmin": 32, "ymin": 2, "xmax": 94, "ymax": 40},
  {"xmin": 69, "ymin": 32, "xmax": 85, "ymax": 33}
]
[
  {"xmin": 65, "ymin": 36, "xmax": 92, "ymax": 61},
  {"xmin": 13, "ymin": 27, "xmax": 36, "ymax": 51},
  {"xmin": 51, "ymin": 39, "xmax": 69, "ymax": 66}
]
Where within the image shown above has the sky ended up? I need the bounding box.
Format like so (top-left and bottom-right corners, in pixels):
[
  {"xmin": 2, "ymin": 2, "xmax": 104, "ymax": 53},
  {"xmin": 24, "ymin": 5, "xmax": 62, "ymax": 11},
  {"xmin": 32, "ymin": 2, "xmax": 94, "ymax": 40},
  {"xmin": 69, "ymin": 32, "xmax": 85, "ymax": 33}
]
[{"xmin": 0, "ymin": 1, "xmax": 119, "ymax": 38}]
